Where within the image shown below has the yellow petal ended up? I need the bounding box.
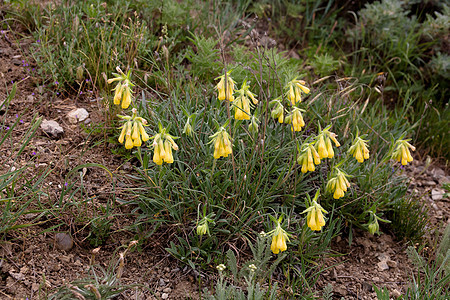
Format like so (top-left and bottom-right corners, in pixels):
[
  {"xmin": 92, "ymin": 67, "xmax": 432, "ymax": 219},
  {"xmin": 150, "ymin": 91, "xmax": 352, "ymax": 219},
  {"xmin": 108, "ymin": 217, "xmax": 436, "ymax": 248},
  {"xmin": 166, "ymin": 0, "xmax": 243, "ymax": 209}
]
[
  {"xmin": 122, "ymin": 87, "xmax": 132, "ymax": 109},
  {"xmin": 125, "ymin": 136, "xmax": 133, "ymax": 149}
]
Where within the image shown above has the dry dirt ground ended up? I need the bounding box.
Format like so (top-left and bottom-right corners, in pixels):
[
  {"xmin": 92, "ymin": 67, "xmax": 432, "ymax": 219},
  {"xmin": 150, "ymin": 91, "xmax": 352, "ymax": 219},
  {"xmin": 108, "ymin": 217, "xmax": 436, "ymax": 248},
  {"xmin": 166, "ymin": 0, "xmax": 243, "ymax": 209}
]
[{"xmin": 0, "ymin": 15, "xmax": 449, "ymax": 300}]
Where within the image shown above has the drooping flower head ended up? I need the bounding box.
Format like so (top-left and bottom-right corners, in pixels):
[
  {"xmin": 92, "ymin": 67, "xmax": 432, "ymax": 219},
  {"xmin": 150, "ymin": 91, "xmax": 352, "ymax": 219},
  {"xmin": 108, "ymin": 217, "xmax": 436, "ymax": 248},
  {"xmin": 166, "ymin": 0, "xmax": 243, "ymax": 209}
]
[
  {"xmin": 248, "ymin": 115, "xmax": 259, "ymax": 135},
  {"xmin": 365, "ymin": 209, "xmax": 390, "ymax": 235},
  {"xmin": 151, "ymin": 125, "xmax": 179, "ymax": 165},
  {"xmin": 107, "ymin": 67, "xmax": 135, "ymax": 109},
  {"xmin": 233, "ymin": 80, "xmax": 258, "ymax": 120},
  {"xmin": 286, "ymin": 78, "xmax": 310, "ymax": 106},
  {"xmin": 216, "ymin": 71, "xmax": 236, "ymax": 102},
  {"xmin": 348, "ymin": 135, "xmax": 370, "ymax": 163},
  {"xmin": 391, "ymin": 138, "xmax": 415, "ymax": 165},
  {"xmin": 196, "ymin": 211, "xmax": 215, "ymax": 237},
  {"xmin": 297, "ymin": 142, "xmax": 321, "ymax": 173},
  {"xmin": 284, "ymin": 107, "xmax": 305, "ymax": 132},
  {"xmin": 326, "ymin": 168, "xmax": 351, "ymax": 199},
  {"xmin": 270, "ymin": 98, "xmax": 284, "ymax": 123},
  {"xmin": 209, "ymin": 123, "xmax": 232, "ymax": 159},
  {"xmin": 269, "ymin": 215, "xmax": 290, "ymax": 254},
  {"xmin": 302, "ymin": 191, "xmax": 328, "ymax": 231},
  {"xmin": 315, "ymin": 125, "xmax": 341, "ymax": 159},
  {"xmin": 117, "ymin": 108, "xmax": 150, "ymax": 150}
]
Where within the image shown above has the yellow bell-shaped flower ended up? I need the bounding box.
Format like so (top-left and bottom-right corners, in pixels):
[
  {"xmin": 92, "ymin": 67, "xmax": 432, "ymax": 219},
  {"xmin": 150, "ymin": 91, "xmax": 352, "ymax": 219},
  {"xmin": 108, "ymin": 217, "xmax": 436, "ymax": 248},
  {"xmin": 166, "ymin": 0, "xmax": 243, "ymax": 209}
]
[
  {"xmin": 210, "ymin": 128, "xmax": 232, "ymax": 159},
  {"xmin": 108, "ymin": 67, "xmax": 135, "ymax": 109},
  {"xmin": 326, "ymin": 170, "xmax": 351, "ymax": 199},
  {"xmin": 270, "ymin": 218, "xmax": 290, "ymax": 254},
  {"xmin": 286, "ymin": 79, "xmax": 310, "ymax": 105},
  {"xmin": 285, "ymin": 107, "xmax": 305, "ymax": 132},
  {"xmin": 216, "ymin": 72, "xmax": 235, "ymax": 101},
  {"xmin": 297, "ymin": 144, "xmax": 321, "ymax": 173},
  {"xmin": 304, "ymin": 201, "xmax": 327, "ymax": 231},
  {"xmin": 391, "ymin": 139, "xmax": 415, "ymax": 165},
  {"xmin": 234, "ymin": 95, "xmax": 251, "ymax": 120},
  {"xmin": 348, "ymin": 136, "xmax": 370, "ymax": 163}
]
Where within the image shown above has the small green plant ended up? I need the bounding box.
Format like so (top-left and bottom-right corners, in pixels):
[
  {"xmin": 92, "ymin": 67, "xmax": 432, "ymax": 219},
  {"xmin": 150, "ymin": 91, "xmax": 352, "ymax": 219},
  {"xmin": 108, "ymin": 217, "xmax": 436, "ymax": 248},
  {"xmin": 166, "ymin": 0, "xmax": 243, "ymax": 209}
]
[
  {"xmin": 49, "ymin": 241, "xmax": 141, "ymax": 299},
  {"xmin": 0, "ymin": 85, "xmax": 47, "ymax": 238},
  {"xmin": 205, "ymin": 234, "xmax": 283, "ymax": 299},
  {"xmin": 311, "ymin": 53, "xmax": 340, "ymax": 77},
  {"xmin": 404, "ymin": 245, "xmax": 450, "ymax": 299}
]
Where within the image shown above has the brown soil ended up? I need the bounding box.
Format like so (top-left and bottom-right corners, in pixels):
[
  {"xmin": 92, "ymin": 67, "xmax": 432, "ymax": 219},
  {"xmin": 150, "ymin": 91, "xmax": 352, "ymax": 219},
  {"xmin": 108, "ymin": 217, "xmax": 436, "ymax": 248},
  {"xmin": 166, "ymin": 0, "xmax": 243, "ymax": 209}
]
[{"xmin": 0, "ymin": 10, "xmax": 449, "ymax": 300}]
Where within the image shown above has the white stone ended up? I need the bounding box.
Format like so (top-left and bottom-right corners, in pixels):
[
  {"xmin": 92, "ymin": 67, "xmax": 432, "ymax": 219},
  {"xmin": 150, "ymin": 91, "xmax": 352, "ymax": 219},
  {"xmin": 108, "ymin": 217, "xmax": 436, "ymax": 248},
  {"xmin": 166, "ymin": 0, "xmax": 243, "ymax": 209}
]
[
  {"xmin": 41, "ymin": 119, "xmax": 64, "ymax": 137},
  {"xmin": 67, "ymin": 108, "xmax": 89, "ymax": 124},
  {"xmin": 432, "ymin": 188, "xmax": 444, "ymax": 201}
]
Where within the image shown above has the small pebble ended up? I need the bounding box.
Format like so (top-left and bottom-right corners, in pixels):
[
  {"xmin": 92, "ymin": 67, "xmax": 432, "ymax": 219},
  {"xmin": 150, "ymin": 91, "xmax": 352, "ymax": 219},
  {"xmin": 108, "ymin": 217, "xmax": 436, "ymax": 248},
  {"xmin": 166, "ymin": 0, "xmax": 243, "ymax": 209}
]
[{"xmin": 55, "ymin": 232, "xmax": 73, "ymax": 251}]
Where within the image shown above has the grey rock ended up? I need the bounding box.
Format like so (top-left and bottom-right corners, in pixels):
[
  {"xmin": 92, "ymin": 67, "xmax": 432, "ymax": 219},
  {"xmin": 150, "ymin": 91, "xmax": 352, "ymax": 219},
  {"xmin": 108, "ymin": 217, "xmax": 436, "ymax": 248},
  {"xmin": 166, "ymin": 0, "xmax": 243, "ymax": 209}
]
[
  {"xmin": 377, "ymin": 261, "xmax": 389, "ymax": 271},
  {"xmin": 423, "ymin": 180, "xmax": 437, "ymax": 186},
  {"xmin": 161, "ymin": 293, "xmax": 169, "ymax": 299},
  {"xmin": 67, "ymin": 108, "xmax": 89, "ymax": 124},
  {"xmin": 55, "ymin": 232, "xmax": 73, "ymax": 251},
  {"xmin": 41, "ymin": 120, "xmax": 64, "ymax": 138}
]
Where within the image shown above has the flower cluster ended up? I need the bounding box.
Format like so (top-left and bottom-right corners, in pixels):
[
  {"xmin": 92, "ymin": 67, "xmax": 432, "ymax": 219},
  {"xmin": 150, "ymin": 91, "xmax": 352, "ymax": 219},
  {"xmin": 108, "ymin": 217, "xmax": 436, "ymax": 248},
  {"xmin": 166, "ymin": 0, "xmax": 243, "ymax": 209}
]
[
  {"xmin": 348, "ymin": 136, "xmax": 370, "ymax": 163},
  {"xmin": 391, "ymin": 139, "xmax": 415, "ymax": 165},
  {"xmin": 315, "ymin": 128, "xmax": 341, "ymax": 159},
  {"xmin": 152, "ymin": 127, "xmax": 179, "ymax": 165},
  {"xmin": 297, "ymin": 144, "xmax": 321, "ymax": 173},
  {"xmin": 326, "ymin": 168, "xmax": 351, "ymax": 199},
  {"xmin": 107, "ymin": 67, "xmax": 135, "ymax": 109},
  {"xmin": 233, "ymin": 81, "xmax": 258, "ymax": 120},
  {"xmin": 286, "ymin": 78, "xmax": 310, "ymax": 105},
  {"xmin": 303, "ymin": 192, "xmax": 328, "ymax": 231},
  {"xmin": 216, "ymin": 71, "xmax": 236, "ymax": 102},
  {"xmin": 285, "ymin": 107, "xmax": 305, "ymax": 132},
  {"xmin": 269, "ymin": 216, "xmax": 290, "ymax": 254},
  {"xmin": 270, "ymin": 98, "xmax": 284, "ymax": 123},
  {"xmin": 210, "ymin": 126, "xmax": 233, "ymax": 159},
  {"xmin": 118, "ymin": 108, "xmax": 150, "ymax": 149}
]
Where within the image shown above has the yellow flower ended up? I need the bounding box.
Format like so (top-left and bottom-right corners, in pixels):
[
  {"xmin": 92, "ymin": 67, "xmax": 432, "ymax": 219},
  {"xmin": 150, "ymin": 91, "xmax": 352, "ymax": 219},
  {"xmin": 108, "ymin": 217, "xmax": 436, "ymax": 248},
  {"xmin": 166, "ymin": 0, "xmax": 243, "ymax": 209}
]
[
  {"xmin": 210, "ymin": 127, "xmax": 232, "ymax": 159},
  {"xmin": 315, "ymin": 128, "xmax": 340, "ymax": 159},
  {"xmin": 151, "ymin": 128, "xmax": 179, "ymax": 165},
  {"xmin": 270, "ymin": 98, "xmax": 284, "ymax": 123},
  {"xmin": 316, "ymin": 135, "xmax": 328, "ymax": 159},
  {"xmin": 368, "ymin": 219, "xmax": 379, "ymax": 235},
  {"xmin": 118, "ymin": 120, "xmax": 130, "ymax": 144},
  {"xmin": 391, "ymin": 139, "xmax": 415, "ymax": 165},
  {"xmin": 348, "ymin": 136, "xmax": 370, "ymax": 163},
  {"xmin": 138, "ymin": 121, "xmax": 150, "ymax": 142},
  {"xmin": 196, "ymin": 223, "xmax": 208, "ymax": 236},
  {"xmin": 117, "ymin": 110, "xmax": 149, "ymax": 150},
  {"xmin": 303, "ymin": 200, "xmax": 327, "ymax": 231},
  {"xmin": 163, "ymin": 140, "xmax": 174, "ymax": 163},
  {"xmin": 234, "ymin": 95, "xmax": 251, "ymax": 120},
  {"xmin": 216, "ymin": 72, "xmax": 235, "ymax": 101},
  {"xmin": 271, "ymin": 230, "xmax": 287, "ymax": 254},
  {"xmin": 297, "ymin": 144, "xmax": 321, "ymax": 173},
  {"xmin": 286, "ymin": 79, "xmax": 310, "ymax": 105},
  {"xmin": 108, "ymin": 67, "xmax": 135, "ymax": 109},
  {"xmin": 285, "ymin": 107, "xmax": 305, "ymax": 132},
  {"xmin": 153, "ymin": 138, "xmax": 163, "ymax": 165},
  {"xmin": 113, "ymin": 82, "xmax": 123, "ymax": 105},
  {"xmin": 326, "ymin": 169, "xmax": 351, "ymax": 199},
  {"xmin": 121, "ymin": 84, "xmax": 132, "ymax": 109},
  {"xmin": 270, "ymin": 218, "xmax": 289, "ymax": 254}
]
